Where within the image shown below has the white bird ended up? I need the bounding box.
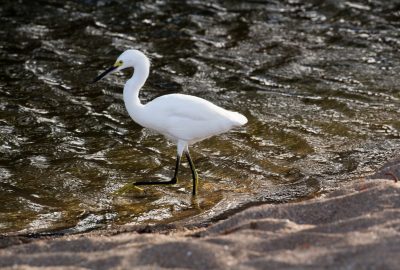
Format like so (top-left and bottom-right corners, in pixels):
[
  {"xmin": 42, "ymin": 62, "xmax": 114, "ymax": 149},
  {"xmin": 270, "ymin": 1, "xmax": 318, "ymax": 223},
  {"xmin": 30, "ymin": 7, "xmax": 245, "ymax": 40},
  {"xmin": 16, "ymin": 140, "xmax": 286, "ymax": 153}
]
[{"xmin": 93, "ymin": 49, "xmax": 247, "ymax": 195}]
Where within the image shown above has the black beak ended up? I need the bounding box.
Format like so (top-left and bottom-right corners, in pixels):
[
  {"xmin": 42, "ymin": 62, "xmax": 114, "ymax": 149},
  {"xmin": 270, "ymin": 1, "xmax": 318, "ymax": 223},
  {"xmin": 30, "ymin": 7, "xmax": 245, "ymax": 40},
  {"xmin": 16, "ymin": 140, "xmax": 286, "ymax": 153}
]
[{"xmin": 92, "ymin": 65, "xmax": 118, "ymax": 83}]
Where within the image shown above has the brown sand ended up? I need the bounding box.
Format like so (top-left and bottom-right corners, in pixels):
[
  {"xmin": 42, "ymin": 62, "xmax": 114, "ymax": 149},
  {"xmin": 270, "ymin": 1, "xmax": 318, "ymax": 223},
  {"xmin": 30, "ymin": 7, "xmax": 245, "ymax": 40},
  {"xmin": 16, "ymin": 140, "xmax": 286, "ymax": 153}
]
[{"xmin": 0, "ymin": 178, "xmax": 399, "ymax": 269}]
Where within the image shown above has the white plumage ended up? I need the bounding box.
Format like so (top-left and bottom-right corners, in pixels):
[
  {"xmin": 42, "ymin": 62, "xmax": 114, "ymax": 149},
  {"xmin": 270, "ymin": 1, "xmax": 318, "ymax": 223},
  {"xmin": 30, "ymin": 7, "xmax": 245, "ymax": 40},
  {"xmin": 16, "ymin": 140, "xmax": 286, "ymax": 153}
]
[
  {"xmin": 138, "ymin": 94, "xmax": 247, "ymax": 144},
  {"xmin": 93, "ymin": 49, "xmax": 247, "ymax": 195}
]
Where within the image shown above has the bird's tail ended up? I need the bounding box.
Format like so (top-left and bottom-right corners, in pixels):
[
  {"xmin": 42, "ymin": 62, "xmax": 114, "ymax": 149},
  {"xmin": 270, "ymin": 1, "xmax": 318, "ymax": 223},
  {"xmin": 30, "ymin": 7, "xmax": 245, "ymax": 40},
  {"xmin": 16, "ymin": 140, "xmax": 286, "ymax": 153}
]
[{"xmin": 230, "ymin": 112, "xmax": 248, "ymax": 126}]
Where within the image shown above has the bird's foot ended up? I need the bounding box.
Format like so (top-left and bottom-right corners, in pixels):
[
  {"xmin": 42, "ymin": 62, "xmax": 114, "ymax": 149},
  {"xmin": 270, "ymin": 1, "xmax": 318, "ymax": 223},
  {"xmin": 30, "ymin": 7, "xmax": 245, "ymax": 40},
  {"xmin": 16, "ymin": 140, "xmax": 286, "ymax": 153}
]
[
  {"xmin": 134, "ymin": 177, "xmax": 178, "ymax": 186},
  {"xmin": 113, "ymin": 183, "xmax": 144, "ymax": 195}
]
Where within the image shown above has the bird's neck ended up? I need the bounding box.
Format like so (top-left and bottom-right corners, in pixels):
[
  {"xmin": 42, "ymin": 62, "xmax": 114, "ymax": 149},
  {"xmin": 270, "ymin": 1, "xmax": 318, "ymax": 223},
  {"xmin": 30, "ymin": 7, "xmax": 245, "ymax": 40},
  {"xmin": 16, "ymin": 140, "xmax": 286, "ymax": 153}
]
[{"xmin": 123, "ymin": 63, "xmax": 149, "ymax": 122}]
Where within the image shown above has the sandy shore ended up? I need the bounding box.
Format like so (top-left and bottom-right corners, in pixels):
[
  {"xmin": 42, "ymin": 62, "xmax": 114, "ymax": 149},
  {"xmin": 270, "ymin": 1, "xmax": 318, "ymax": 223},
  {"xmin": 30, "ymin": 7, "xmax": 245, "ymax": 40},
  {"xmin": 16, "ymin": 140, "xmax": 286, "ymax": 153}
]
[{"xmin": 0, "ymin": 177, "xmax": 399, "ymax": 269}]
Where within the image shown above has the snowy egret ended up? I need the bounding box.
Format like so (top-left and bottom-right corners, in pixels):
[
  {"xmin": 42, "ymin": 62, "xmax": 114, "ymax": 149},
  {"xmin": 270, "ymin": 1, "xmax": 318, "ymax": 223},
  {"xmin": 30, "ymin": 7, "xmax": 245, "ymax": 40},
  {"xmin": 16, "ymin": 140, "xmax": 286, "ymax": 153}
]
[{"xmin": 93, "ymin": 49, "xmax": 247, "ymax": 195}]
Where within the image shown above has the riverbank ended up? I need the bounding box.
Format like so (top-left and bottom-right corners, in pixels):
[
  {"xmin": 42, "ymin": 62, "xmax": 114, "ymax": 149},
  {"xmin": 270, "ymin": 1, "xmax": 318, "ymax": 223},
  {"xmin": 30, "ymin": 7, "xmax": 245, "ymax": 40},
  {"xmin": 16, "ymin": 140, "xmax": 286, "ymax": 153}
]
[{"xmin": 0, "ymin": 176, "xmax": 399, "ymax": 269}]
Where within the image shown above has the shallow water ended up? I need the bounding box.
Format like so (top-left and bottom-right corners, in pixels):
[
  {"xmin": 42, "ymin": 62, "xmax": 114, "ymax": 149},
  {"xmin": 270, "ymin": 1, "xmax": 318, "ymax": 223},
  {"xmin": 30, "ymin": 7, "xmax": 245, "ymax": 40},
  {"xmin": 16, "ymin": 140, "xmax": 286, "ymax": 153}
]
[{"xmin": 1, "ymin": 0, "xmax": 399, "ymax": 234}]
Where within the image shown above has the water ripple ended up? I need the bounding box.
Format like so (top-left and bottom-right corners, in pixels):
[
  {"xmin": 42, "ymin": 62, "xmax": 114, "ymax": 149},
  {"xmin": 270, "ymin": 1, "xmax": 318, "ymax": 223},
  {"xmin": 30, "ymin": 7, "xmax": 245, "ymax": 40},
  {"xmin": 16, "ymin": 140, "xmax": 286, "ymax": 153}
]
[{"xmin": 1, "ymin": 0, "xmax": 400, "ymax": 233}]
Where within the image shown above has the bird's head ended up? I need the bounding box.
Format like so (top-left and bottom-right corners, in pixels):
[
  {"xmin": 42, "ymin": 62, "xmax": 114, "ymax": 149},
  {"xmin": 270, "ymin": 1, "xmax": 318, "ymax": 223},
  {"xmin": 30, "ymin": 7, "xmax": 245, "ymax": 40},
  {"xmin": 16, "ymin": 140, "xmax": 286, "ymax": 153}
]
[{"xmin": 92, "ymin": 49, "xmax": 149, "ymax": 83}]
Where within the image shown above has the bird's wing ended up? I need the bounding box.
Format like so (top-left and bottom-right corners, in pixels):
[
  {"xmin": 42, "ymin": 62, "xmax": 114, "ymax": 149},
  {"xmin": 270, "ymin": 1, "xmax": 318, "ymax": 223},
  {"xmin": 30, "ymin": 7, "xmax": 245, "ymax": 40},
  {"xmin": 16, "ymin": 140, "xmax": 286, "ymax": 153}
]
[
  {"xmin": 144, "ymin": 94, "xmax": 240, "ymax": 141},
  {"xmin": 146, "ymin": 94, "xmax": 224, "ymax": 121}
]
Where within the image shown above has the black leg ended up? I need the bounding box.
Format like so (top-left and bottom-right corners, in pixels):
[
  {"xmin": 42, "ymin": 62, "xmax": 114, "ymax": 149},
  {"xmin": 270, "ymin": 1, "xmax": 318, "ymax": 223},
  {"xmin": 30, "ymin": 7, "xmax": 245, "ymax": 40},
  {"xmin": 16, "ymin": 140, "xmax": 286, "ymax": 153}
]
[
  {"xmin": 185, "ymin": 151, "xmax": 199, "ymax": 195},
  {"xmin": 134, "ymin": 155, "xmax": 180, "ymax": 186}
]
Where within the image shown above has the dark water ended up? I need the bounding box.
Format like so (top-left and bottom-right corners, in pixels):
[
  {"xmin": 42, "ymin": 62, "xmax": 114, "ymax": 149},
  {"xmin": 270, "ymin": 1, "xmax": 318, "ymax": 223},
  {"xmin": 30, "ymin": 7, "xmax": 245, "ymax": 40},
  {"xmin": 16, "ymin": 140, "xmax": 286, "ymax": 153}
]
[{"xmin": 1, "ymin": 0, "xmax": 399, "ymax": 234}]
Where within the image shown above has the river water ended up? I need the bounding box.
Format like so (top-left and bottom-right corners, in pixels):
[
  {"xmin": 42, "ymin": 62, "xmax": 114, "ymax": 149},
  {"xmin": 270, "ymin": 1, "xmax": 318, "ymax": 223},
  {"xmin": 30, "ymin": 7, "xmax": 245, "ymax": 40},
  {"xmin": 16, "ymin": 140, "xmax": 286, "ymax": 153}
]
[{"xmin": 1, "ymin": 0, "xmax": 399, "ymax": 234}]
